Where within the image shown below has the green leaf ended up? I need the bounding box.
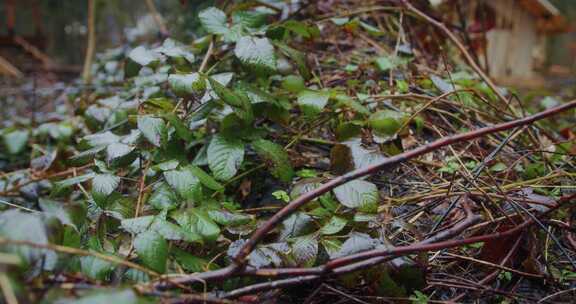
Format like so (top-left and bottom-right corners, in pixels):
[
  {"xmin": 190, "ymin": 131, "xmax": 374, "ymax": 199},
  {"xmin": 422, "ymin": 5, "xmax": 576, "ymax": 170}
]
[
  {"xmin": 164, "ymin": 113, "xmax": 193, "ymax": 142},
  {"xmin": 334, "ymin": 232, "xmax": 379, "ymax": 258},
  {"xmin": 137, "ymin": 116, "xmax": 167, "ymax": 147},
  {"xmin": 234, "ymin": 36, "xmax": 276, "ymax": 71},
  {"xmin": 106, "ymin": 143, "xmax": 135, "ymax": 166},
  {"xmin": 143, "ymin": 97, "xmax": 175, "ymax": 112},
  {"xmin": 3, "ymin": 130, "xmax": 29, "ymax": 154},
  {"xmin": 279, "ymin": 212, "xmax": 313, "ymax": 241},
  {"xmin": 320, "ymin": 216, "xmax": 347, "ymax": 235},
  {"xmin": 272, "ymin": 190, "xmax": 291, "ymax": 203},
  {"xmin": 274, "ymin": 41, "xmax": 311, "ymax": 79},
  {"xmin": 290, "ymin": 235, "xmax": 318, "ymax": 267},
  {"xmin": 156, "ymin": 38, "xmax": 195, "ymax": 63},
  {"xmin": 251, "ymin": 139, "xmax": 294, "ymax": 182},
  {"xmin": 207, "ymin": 77, "xmax": 253, "ymax": 122},
  {"xmin": 172, "ymin": 209, "xmax": 221, "ymax": 242},
  {"xmin": 168, "ymin": 73, "xmax": 205, "ymax": 97},
  {"xmin": 298, "ymin": 90, "xmax": 330, "ymax": 117},
  {"xmin": 134, "ymin": 230, "xmax": 168, "ymax": 273},
  {"xmin": 149, "ymin": 182, "xmax": 179, "ymax": 210},
  {"xmin": 282, "ymin": 75, "xmax": 306, "ymax": 93},
  {"xmin": 333, "ymin": 180, "xmax": 379, "ymax": 210},
  {"xmin": 53, "ymin": 173, "xmax": 95, "ymax": 195},
  {"xmin": 375, "ymin": 56, "xmax": 408, "ymax": 72},
  {"xmin": 207, "ymin": 135, "xmax": 245, "ymax": 181},
  {"xmin": 282, "ymin": 20, "xmax": 319, "ymax": 38},
  {"xmin": 199, "ymin": 7, "xmax": 228, "ymax": 35},
  {"xmin": 128, "ymin": 46, "xmax": 160, "ymax": 67},
  {"xmin": 208, "ymin": 209, "xmax": 252, "ymax": 226},
  {"xmin": 369, "ymin": 110, "xmax": 407, "ymax": 136},
  {"xmin": 91, "ymin": 174, "xmax": 120, "ymax": 206},
  {"xmin": 83, "ymin": 131, "xmax": 120, "ymax": 147},
  {"xmin": 0, "ymin": 210, "xmax": 55, "ymax": 268},
  {"xmin": 232, "ymin": 10, "xmax": 271, "ymax": 29},
  {"xmin": 172, "ymin": 247, "xmax": 215, "ymax": 273},
  {"xmin": 490, "ymin": 162, "xmax": 507, "ymax": 172},
  {"xmin": 188, "ymin": 165, "xmax": 224, "ymax": 191},
  {"xmin": 120, "ymin": 216, "xmax": 185, "ymax": 241},
  {"xmin": 359, "ymin": 21, "xmax": 383, "ymax": 36},
  {"xmin": 80, "ymin": 255, "xmax": 114, "ymax": 281},
  {"xmin": 39, "ymin": 198, "xmax": 86, "ymax": 230},
  {"xmin": 164, "ymin": 168, "xmax": 203, "ymax": 203}
]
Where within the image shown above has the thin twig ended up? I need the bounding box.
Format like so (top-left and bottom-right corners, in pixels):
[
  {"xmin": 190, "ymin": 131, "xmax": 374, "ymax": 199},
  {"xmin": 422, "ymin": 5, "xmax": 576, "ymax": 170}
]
[{"xmin": 0, "ymin": 237, "xmax": 158, "ymax": 277}]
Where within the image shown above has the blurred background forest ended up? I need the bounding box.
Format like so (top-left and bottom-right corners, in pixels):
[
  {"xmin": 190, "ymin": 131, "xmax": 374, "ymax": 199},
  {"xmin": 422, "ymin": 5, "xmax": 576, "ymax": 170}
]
[{"xmin": 0, "ymin": 0, "xmax": 575, "ymax": 72}]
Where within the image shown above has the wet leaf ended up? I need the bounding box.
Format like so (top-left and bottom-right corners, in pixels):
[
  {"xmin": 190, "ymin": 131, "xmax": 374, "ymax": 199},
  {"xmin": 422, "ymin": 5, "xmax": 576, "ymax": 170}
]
[
  {"xmin": 298, "ymin": 89, "xmax": 330, "ymax": 117},
  {"xmin": 369, "ymin": 110, "xmax": 406, "ymax": 136},
  {"xmin": 199, "ymin": 7, "xmax": 229, "ymax": 35},
  {"xmin": 208, "ymin": 77, "xmax": 253, "ymax": 122},
  {"xmin": 2, "ymin": 130, "xmax": 29, "ymax": 154},
  {"xmin": 121, "ymin": 216, "xmax": 185, "ymax": 241},
  {"xmin": 91, "ymin": 174, "xmax": 120, "ymax": 206},
  {"xmin": 164, "ymin": 168, "xmax": 203, "ymax": 203},
  {"xmin": 333, "ymin": 180, "xmax": 379, "ymax": 210},
  {"xmin": 39, "ymin": 198, "xmax": 86, "ymax": 231},
  {"xmin": 149, "ymin": 182, "xmax": 180, "ymax": 210},
  {"xmin": 127, "ymin": 46, "xmax": 160, "ymax": 67},
  {"xmin": 334, "ymin": 232, "xmax": 380, "ymax": 258},
  {"xmin": 172, "ymin": 247, "xmax": 215, "ymax": 273},
  {"xmin": 207, "ymin": 135, "xmax": 245, "ymax": 181},
  {"xmin": 172, "ymin": 209, "xmax": 221, "ymax": 242},
  {"xmin": 134, "ymin": 230, "xmax": 167, "ymax": 273},
  {"xmin": 137, "ymin": 116, "xmax": 167, "ymax": 147},
  {"xmin": 279, "ymin": 212, "xmax": 313, "ymax": 241},
  {"xmin": 168, "ymin": 73, "xmax": 205, "ymax": 97},
  {"xmin": 251, "ymin": 139, "xmax": 294, "ymax": 182},
  {"xmin": 290, "ymin": 235, "xmax": 318, "ymax": 267},
  {"xmin": 320, "ymin": 216, "xmax": 348, "ymax": 235},
  {"xmin": 235, "ymin": 36, "xmax": 276, "ymax": 71},
  {"xmin": 0, "ymin": 210, "xmax": 57, "ymax": 269},
  {"xmin": 208, "ymin": 209, "xmax": 252, "ymax": 226}
]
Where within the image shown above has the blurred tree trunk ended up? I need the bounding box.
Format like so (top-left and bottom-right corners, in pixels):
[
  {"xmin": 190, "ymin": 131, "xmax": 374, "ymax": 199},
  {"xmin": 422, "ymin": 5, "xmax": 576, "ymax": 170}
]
[{"xmin": 82, "ymin": 0, "xmax": 96, "ymax": 84}]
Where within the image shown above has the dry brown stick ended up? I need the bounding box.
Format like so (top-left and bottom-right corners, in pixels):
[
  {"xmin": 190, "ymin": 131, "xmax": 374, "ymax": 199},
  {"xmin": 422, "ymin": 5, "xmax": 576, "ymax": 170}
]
[
  {"xmin": 0, "ymin": 237, "xmax": 158, "ymax": 277},
  {"xmin": 0, "ymin": 164, "xmax": 93, "ymax": 196},
  {"xmin": 401, "ymin": 0, "xmax": 514, "ymax": 115},
  {"xmin": 199, "ymin": 37, "xmax": 215, "ymax": 74},
  {"xmin": 134, "ymin": 160, "xmax": 151, "ymax": 218}
]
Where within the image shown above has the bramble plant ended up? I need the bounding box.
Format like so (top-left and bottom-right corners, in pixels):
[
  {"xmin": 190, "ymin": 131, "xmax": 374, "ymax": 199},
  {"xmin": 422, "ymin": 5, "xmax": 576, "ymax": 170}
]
[{"xmin": 1, "ymin": 1, "xmax": 576, "ymax": 303}]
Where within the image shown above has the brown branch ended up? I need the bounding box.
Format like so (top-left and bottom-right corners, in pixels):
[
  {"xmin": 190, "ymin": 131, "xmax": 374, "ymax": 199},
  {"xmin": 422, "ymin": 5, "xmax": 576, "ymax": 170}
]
[
  {"xmin": 0, "ymin": 237, "xmax": 159, "ymax": 277},
  {"xmin": 233, "ymin": 100, "xmax": 576, "ymax": 266},
  {"xmin": 156, "ymin": 100, "xmax": 576, "ymax": 290},
  {"xmin": 0, "ymin": 164, "xmax": 93, "ymax": 196},
  {"xmin": 222, "ymin": 193, "xmax": 575, "ymax": 299}
]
